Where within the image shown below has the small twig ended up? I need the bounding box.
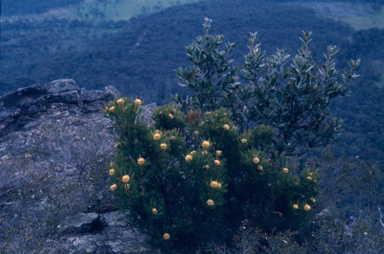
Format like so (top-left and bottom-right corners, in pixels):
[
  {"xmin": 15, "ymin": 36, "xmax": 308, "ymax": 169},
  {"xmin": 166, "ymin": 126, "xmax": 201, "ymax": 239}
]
[{"xmin": 378, "ymin": 207, "xmax": 384, "ymax": 230}]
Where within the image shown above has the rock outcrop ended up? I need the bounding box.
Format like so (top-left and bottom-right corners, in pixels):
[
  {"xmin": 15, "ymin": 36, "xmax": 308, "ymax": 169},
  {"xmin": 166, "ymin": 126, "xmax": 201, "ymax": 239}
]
[{"xmin": 0, "ymin": 79, "xmax": 158, "ymax": 253}]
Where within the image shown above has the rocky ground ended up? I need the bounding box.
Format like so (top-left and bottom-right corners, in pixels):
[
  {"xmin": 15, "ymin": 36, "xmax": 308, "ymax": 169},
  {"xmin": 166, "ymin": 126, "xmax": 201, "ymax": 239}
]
[{"xmin": 0, "ymin": 79, "xmax": 159, "ymax": 253}]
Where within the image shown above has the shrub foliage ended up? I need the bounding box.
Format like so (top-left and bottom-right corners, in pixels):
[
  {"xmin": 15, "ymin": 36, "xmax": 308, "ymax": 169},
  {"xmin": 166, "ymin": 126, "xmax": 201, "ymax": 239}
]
[{"xmin": 104, "ymin": 19, "xmax": 360, "ymax": 250}]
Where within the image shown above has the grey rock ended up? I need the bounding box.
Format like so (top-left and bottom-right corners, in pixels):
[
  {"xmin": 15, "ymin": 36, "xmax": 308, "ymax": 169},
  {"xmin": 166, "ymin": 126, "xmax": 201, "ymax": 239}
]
[
  {"xmin": 0, "ymin": 79, "xmax": 158, "ymax": 254},
  {"xmin": 0, "ymin": 79, "xmax": 129, "ymax": 138},
  {"xmin": 59, "ymin": 212, "xmax": 100, "ymax": 234}
]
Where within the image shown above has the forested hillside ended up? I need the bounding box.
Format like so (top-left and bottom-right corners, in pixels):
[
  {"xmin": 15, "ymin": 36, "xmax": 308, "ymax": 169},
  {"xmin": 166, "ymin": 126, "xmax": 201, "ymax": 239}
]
[
  {"xmin": 1, "ymin": 0, "xmax": 84, "ymax": 16},
  {"xmin": 1, "ymin": 0, "xmax": 384, "ymax": 162}
]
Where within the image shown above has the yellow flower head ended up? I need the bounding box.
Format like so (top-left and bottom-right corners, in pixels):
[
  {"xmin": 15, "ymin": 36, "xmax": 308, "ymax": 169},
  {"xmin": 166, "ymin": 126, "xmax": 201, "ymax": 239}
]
[
  {"xmin": 109, "ymin": 106, "xmax": 115, "ymax": 113},
  {"xmin": 114, "ymin": 143, "xmax": 119, "ymax": 148},
  {"xmin": 110, "ymin": 184, "xmax": 117, "ymax": 191},
  {"xmin": 122, "ymin": 175, "xmax": 130, "ymax": 183},
  {"xmin": 155, "ymin": 130, "xmax": 160, "ymax": 133},
  {"xmin": 134, "ymin": 99, "xmax": 141, "ymax": 106},
  {"xmin": 233, "ymin": 126, "xmax": 237, "ymax": 130},
  {"xmin": 214, "ymin": 160, "xmax": 221, "ymax": 166},
  {"xmin": 153, "ymin": 133, "xmax": 161, "ymax": 141},
  {"xmin": 170, "ymin": 136, "xmax": 175, "ymax": 140},
  {"xmin": 293, "ymin": 204, "xmax": 299, "ymax": 210},
  {"xmin": 310, "ymin": 197, "xmax": 316, "ymax": 203},
  {"xmin": 190, "ymin": 150, "xmax": 196, "ymax": 155},
  {"xmin": 253, "ymin": 157, "xmax": 260, "ymax": 164},
  {"xmin": 217, "ymin": 183, "xmax": 222, "ymax": 189},
  {"xmin": 223, "ymin": 124, "xmax": 230, "ymax": 130},
  {"xmin": 163, "ymin": 233, "xmax": 170, "ymax": 240},
  {"xmin": 283, "ymin": 168, "xmax": 289, "ymax": 174},
  {"xmin": 138, "ymin": 158, "xmax": 145, "ymax": 165},
  {"xmin": 205, "ymin": 112, "xmax": 212, "ymax": 116},
  {"xmin": 169, "ymin": 114, "xmax": 173, "ymax": 119},
  {"xmin": 202, "ymin": 141, "xmax": 210, "ymax": 149},
  {"xmin": 304, "ymin": 204, "xmax": 311, "ymax": 211},
  {"xmin": 109, "ymin": 169, "xmax": 115, "ymax": 176},
  {"xmin": 160, "ymin": 143, "xmax": 167, "ymax": 150},
  {"xmin": 216, "ymin": 150, "xmax": 222, "ymax": 157},
  {"xmin": 152, "ymin": 208, "xmax": 158, "ymax": 215},
  {"xmin": 204, "ymin": 165, "xmax": 209, "ymax": 169},
  {"xmin": 125, "ymin": 184, "xmax": 130, "ymax": 190},
  {"xmin": 257, "ymin": 165, "xmax": 263, "ymax": 171},
  {"xmin": 202, "ymin": 151, "xmax": 208, "ymax": 155},
  {"xmin": 307, "ymin": 176, "xmax": 312, "ymax": 181},
  {"xmin": 185, "ymin": 155, "xmax": 193, "ymax": 162},
  {"xmin": 194, "ymin": 131, "xmax": 199, "ymax": 135},
  {"xmin": 210, "ymin": 181, "xmax": 219, "ymax": 189},
  {"xmin": 117, "ymin": 98, "xmax": 124, "ymax": 105},
  {"xmin": 309, "ymin": 173, "xmax": 313, "ymax": 176},
  {"xmin": 241, "ymin": 139, "xmax": 247, "ymax": 144},
  {"xmin": 206, "ymin": 199, "xmax": 214, "ymax": 206}
]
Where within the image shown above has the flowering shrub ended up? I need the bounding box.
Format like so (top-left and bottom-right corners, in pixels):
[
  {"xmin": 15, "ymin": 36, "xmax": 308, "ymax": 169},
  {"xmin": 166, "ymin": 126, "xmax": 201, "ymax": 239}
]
[
  {"xmin": 104, "ymin": 18, "xmax": 360, "ymax": 250},
  {"xmin": 104, "ymin": 99, "xmax": 318, "ymax": 250}
]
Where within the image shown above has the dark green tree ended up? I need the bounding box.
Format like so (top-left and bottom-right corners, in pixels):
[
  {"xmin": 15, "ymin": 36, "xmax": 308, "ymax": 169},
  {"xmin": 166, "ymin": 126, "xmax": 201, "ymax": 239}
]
[{"xmin": 173, "ymin": 18, "xmax": 360, "ymax": 158}]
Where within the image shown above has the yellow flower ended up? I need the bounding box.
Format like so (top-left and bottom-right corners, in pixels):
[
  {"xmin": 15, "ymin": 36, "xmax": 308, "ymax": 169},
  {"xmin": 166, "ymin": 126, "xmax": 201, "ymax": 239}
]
[
  {"xmin": 202, "ymin": 141, "xmax": 210, "ymax": 149},
  {"xmin": 125, "ymin": 184, "xmax": 130, "ymax": 190},
  {"xmin": 169, "ymin": 114, "xmax": 173, "ymax": 119},
  {"xmin": 210, "ymin": 181, "xmax": 219, "ymax": 189},
  {"xmin": 206, "ymin": 199, "xmax": 214, "ymax": 206},
  {"xmin": 214, "ymin": 160, "xmax": 221, "ymax": 166},
  {"xmin": 283, "ymin": 168, "xmax": 289, "ymax": 174},
  {"xmin": 170, "ymin": 136, "xmax": 175, "ymax": 140},
  {"xmin": 309, "ymin": 173, "xmax": 313, "ymax": 176},
  {"xmin": 257, "ymin": 165, "xmax": 263, "ymax": 171},
  {"xmin": 216, "ymin": 150, "xmax": 222, "ymax": 156},
  {"xmin": 117, "ymin": 98, "xmax": 124, "ymax": 105},
  {"xmin": 307, "ymin": 176, "xmax": 312, "ymax": 181},
  {"xmin": 109, "ymin": 106, "xmax": 115, "ymax": 113},
  {"xmin": 160, "ymin": 143, "xmax": 167, "ymax": 150},
  {"xmin": 205, "ymin": 112, "xmax": 211, "ymax": 116},
  {"xmin": 110, "ymin": 184, "xmax": 117, "ymax": 191},
  {"xmin": 153, "ymin": 133, "xmax": 161, "ymax": 141},
  {"xmin": 217, "ymin": 183, "xmax": 222, "ymax": 189},
  {"xmin": 293, "ymin": 204, "xmax": 299, "ymax": 209},
  {"xmin": 223, "ymin": 124, "xmax": 230, "ymax": 130},
  {"xmin": 185, "ymin": 155, "xmax": 193, "ymax": 162},
  {"xmin": 122, "ymin": 175, "xmax": 130, "ymax": 183},
  {"xmin": 152, "ymin": 208, "xmax": 158, "ymax": 215},
  {"xmin": 155, "ymin": 130, "xmax": 160, "ymax": 133},
  {"xmin": 194, "ymin": 131, "xmax": 199, "ymax": 135},
  {"xmin": 190, "ymin": 150, "xmax": 196, "ymax": 155},
  {"xmin": 310, "ymin": 197, "xmax": 316, "ymax": 203},
  {"xmin": 109, "ymin": 169, "xmax": 115, "ymax": 176},
  {"xmin": 163, "ymin": 233, "xmax": 170, "ymax": 240},
  {"xmin": 134, "ymin": 99, "xmax": 141, "ymax": 106},
  {"xmin": 202, "ymin": 151, "xmax": 208, "ymax": 155},
  {"xmin": 253, "ymin": 157, "xmax": 260, "ymax": 164},
  {"xmin": 304, "ymin": 204, "xmax": 311, "ymax": 211},
  {"xmin": 233, "ymin": 126, "xmax": 237, "ymax": 130},
  {"xmin": 138, "ymin": 158, "xmax": 145, "ymax": 165},
  {"xmin": 204, "ymin": 165, "xmax": 209, "ymax": 169},
  {"xmin": 241, "ymin": 139, "xmax": 247, "ymax": 144},
  {"xmin": 114, "ymin": 143, "xmax": 119, "ymax": 148}
]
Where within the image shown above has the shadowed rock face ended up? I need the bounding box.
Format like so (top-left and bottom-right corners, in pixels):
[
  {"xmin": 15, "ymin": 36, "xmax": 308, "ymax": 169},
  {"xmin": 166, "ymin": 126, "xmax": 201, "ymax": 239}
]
[
  {"xmin": 0, "ymin": 79, "xmax": 120, "ymax": 138},
  {"xmin": 0, "ymin": 79, "xmax": 158, "ymax": 253}
]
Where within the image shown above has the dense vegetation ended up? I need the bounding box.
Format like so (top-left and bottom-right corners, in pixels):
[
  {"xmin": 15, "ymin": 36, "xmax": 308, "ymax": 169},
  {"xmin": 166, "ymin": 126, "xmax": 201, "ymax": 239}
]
[
  {"xmin": 1, "ymin": 0, "xmax": 384, "ymax": 162},
  {"xmin": 1, "ymin": 0, "xmax": 384, "ymax": 252},
  {"xmin": 102, "ymin": 22, "xmax": 382, "ymax": 252}
]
